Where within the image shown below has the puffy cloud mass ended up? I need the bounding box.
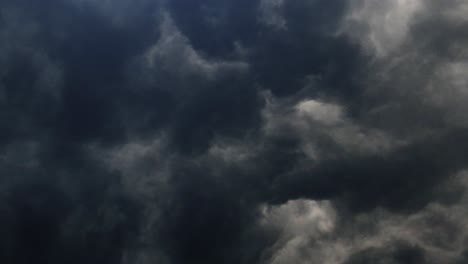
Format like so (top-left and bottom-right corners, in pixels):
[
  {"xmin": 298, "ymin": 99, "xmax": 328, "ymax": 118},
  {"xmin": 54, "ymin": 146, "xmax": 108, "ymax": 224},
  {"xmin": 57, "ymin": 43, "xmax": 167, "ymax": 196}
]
[{"xmin": 0, "ymin": 0, "xmax": 467, "ymax": 263}]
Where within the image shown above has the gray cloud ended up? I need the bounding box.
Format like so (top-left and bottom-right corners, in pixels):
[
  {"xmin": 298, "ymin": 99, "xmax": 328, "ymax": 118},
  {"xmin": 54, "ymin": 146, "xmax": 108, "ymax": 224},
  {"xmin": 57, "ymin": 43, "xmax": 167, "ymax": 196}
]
[{"xmin": 1, "ymin": 0, "xmax": 468, "ymax": 263}]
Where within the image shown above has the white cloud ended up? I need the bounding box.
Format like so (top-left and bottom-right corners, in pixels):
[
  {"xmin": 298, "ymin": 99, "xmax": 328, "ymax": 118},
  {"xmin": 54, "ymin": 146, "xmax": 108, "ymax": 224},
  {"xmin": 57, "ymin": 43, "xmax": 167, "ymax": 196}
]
[
  {"xmin": 260, "ymin": 199, "xmax": 336, "ymax": 237},
  {"xmin": 258, "ymin": 171, "xmax": 468, "ymax": 264},
  {"xmin": 342, "ymin": 0, "xmax": 425, "ymax": 57},
  {"xmin": 296, "ymin": 100, "xmax": 344, "ymax": 126},
  {"xmin": 259, "ymin": 199, "xmax": 344, "ymax": 264},
  {"xmin": 262, "ymin": 94, "xmax": 403, "ymax": 160}
]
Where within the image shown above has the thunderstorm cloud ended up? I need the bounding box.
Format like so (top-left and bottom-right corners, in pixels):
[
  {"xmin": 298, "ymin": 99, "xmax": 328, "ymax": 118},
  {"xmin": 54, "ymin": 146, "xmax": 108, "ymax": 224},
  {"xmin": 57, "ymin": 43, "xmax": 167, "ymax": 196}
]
[{"xmin": 0, "ymin": 0, "xmax": 467, "ymax": 263}]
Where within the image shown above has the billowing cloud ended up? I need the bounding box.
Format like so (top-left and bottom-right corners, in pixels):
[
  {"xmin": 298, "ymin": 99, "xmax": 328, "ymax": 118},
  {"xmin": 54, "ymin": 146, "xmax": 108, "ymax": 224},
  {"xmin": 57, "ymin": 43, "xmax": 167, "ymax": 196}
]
[
  {"xmin": 342, "ymin": 0, "xmax": 425, "ymax": 57},
  {"xmin": 1, "ymin": 0, "xmax": 468, "ymax": 263}
]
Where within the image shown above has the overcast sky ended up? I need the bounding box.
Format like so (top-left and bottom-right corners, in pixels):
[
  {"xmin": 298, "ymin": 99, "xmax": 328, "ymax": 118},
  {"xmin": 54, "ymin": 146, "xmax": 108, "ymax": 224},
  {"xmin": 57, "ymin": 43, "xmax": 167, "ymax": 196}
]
[{"xmin": 1, "ymin": 0, "xmax": 468, "ymax": 263}]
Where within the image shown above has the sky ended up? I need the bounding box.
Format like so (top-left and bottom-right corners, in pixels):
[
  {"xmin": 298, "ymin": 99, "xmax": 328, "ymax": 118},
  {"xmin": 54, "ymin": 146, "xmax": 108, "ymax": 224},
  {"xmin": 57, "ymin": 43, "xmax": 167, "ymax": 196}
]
[{"xmin": 1, "ymin": 0, "xmax": 468, "ymax": 263}]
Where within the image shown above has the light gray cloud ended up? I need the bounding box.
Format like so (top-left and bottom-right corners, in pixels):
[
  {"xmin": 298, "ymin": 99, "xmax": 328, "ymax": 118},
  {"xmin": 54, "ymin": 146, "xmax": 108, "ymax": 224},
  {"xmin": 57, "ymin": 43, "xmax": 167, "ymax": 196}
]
[
  {"xmin": 259, "ymin": 0, "xmax": 286, "ymax": 29},
  {"xmin": 262, "ymin": 91, "xmax": 403, "ymax": 161},
  {"xmin": 257, "ymin": 171, "xmax": 468, "ymax": 264},
  {"xmin": 142, "ymin": 12, "xmax": 249, "ymax": 92},
  {"xmin": 342, "ymin": 0, "xmax": 425, "ymax": 57}
]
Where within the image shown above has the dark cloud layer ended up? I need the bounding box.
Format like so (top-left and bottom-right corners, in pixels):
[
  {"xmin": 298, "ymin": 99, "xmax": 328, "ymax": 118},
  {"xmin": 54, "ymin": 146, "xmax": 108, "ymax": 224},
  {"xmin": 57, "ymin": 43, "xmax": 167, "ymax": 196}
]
[{"xmin": 1, "ymin": 0, "xmax": 468, "ymax": 263}]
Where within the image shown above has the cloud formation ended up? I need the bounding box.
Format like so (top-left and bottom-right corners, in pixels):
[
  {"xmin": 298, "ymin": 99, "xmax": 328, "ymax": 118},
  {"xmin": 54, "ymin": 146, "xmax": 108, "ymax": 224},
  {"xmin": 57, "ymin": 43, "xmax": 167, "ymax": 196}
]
[{"xmin": 0, "ymin": 0, "xmax": 468, "ymax": 263}]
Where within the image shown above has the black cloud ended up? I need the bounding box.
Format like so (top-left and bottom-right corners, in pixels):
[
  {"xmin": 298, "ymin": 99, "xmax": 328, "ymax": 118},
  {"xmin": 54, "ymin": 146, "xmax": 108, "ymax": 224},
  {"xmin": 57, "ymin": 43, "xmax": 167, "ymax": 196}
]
[{"xmin": 0, "ymin": 0, "xmax": 467, "ymax": 263}]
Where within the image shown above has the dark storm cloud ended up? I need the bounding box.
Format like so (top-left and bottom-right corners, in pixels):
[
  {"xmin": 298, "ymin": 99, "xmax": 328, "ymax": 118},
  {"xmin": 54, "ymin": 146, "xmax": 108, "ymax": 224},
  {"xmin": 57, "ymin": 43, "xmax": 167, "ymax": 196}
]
[
  {"xmin": 0, "ymin": 0, "xmax": 155, "ymax": 263},
  {"xmin": 265, "ymin": 128, "xmax": 468, "ymax": 211},
  {"xmin": 1, "ymin": 0, "xmax": 468, "ymax": 264},
  {"xmin": 167, "ymin": 0, "xmax": 364, "ymax": 98}
]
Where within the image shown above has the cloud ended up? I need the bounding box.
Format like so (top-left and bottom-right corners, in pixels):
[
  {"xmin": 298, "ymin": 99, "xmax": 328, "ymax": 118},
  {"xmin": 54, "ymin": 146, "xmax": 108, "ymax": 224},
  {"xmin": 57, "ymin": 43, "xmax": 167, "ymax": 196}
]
[
  {"xmin": 143, "ymin": 12, "xmax": 249, "ymax": 93},
  {"xmin": 259, "ymin": 199, "xmax": 342, "ymax": 264},
  {"xmin": 259, "ymin": 0, "xmax": 286, "ymax": 29},
  {"xmin": 262, "ymin": 93, "xmax": 403, "ymax": 161},
  {"xmin": 342, "ymin": 0, "xmax": 425, "ymax": 57},
  {"xmin": 1, "ymin": 0, "xmax": 468, "ymax": 264},
  {"xmin": 257, "ymin": 172, "xmax": 468, "ymax": 264}
]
